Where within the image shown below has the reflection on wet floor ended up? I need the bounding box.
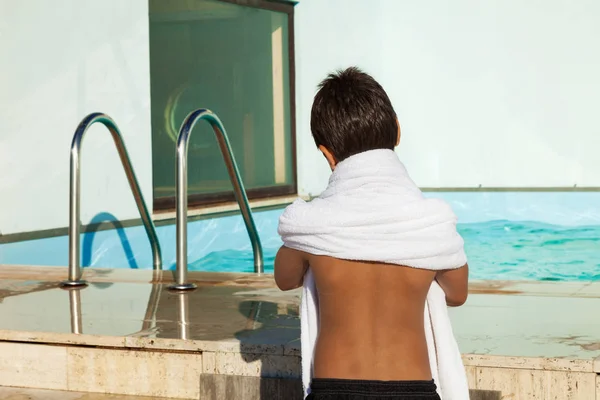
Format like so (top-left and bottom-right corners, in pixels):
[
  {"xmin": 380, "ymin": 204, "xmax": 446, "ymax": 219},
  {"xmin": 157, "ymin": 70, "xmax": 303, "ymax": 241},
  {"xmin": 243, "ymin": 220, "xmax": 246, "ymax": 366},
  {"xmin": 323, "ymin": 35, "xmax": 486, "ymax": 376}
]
[
  {"xmin": 0, "ymin": 283, "xmax": 301, "ymax": 343},
  {"xmin": 0, "ymin": 268, "xmax": 300, "ymax": 348}
]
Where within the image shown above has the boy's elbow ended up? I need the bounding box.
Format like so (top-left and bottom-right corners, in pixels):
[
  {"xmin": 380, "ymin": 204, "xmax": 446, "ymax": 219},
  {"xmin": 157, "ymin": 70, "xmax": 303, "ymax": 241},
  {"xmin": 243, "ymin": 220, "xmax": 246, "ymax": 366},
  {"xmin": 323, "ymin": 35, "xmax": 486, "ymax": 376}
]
[
  {"xmin": 274, "ymin": 246, "xmax": 306, "ymax": 291},
  {"xmin": 274, "ymin": 276, "xmax": 302, "ymax": 291},
  {"xmin": 274, "ymin": 265, "xmax": 303, "ymax": 291},
  {"xmin": 446, "ymin": 291, "xmax": 468, "ymax": 307}
]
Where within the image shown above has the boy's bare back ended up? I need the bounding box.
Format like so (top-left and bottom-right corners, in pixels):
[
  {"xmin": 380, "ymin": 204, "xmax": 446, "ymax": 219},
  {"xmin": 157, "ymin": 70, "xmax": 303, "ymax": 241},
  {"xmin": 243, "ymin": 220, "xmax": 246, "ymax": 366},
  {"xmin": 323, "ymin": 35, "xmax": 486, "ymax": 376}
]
[
  {"xmin": 274, "ymin": 247, "xmax": 468, "ymax": 382},
  {"xmin": 308, "ymin": 254, "xmax": 436, "ymax": 381}
]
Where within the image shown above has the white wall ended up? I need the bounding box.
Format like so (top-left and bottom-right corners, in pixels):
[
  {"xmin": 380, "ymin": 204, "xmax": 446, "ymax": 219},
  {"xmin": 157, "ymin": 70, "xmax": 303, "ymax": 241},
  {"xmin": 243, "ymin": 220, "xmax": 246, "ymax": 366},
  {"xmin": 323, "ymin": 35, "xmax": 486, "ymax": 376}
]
[
  {"xmin": 0, "ymin": 0, "xmax": 152, "ymax": 235},
  {"xmin": 293, "ymin": 0, "xmax": 388, "ymax": 196},
  {"xmin": 295, "ymin": 0, "xmax": 600, "ymax": 196}
]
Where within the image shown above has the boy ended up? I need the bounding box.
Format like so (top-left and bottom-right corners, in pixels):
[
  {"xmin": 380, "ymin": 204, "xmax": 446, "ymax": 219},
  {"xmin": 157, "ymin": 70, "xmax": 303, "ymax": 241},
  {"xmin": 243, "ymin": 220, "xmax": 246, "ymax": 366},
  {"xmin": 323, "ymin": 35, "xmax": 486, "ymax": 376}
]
[{"xmin": 275, "ymin": 67, "xmax": 469, "ymax": 400}]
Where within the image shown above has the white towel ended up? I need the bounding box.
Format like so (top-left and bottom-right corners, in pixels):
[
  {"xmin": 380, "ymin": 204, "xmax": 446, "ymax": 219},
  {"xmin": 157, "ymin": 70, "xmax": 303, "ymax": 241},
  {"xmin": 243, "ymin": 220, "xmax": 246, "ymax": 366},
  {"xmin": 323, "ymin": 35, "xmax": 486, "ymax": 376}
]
[{"xmin": 278, "ymin": 149, "xmax": 469, "ymax": 400}]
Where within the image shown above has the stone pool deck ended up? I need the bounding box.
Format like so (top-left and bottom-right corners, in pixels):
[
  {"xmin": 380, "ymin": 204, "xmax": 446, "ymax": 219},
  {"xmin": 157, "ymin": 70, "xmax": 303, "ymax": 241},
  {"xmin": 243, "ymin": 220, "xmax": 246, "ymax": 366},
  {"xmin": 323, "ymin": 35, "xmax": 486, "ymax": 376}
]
[{"xmin": 0, "ymin": 265, "xmax": 598, "ymax": 399}]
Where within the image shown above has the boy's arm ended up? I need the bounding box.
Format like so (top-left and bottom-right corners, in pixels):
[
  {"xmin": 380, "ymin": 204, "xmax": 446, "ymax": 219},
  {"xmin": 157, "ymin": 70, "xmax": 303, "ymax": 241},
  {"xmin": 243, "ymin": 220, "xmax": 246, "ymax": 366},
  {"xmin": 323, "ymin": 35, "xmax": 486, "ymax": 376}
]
[
  {"xmin": 436, "ymin": 263, "xmax": 469, "ymax": 307},
  {"xmin": 274, "ymin": 246, "xmax": 309, "ymax": 291}
]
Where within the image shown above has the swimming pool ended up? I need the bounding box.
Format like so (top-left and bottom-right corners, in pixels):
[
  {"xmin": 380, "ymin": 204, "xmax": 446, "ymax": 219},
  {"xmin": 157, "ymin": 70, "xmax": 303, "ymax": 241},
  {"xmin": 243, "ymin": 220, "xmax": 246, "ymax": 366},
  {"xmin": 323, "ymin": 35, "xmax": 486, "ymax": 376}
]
[
  {"xmin": 2, "ymin": 192, "xmax": 600, "ymax": 281},
  {"xmin": 188, "ymin": 219, "xmax": 600, "ymax": 281}
]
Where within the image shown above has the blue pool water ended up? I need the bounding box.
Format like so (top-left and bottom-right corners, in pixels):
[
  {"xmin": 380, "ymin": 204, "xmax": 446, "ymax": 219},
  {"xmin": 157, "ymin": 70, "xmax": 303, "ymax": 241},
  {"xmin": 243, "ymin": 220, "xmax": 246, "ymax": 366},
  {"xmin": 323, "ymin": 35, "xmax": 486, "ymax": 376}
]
[
  {"xmin": 2, "ymin": 192, "xmax": 600, "ymax": 281},
  {"xmin": 188, "ymin": 220, "xmax": 600, "ymax": 281},
  {"xmin": 447, "ymin": 221, "xmax": 599, "ymax": 280}
]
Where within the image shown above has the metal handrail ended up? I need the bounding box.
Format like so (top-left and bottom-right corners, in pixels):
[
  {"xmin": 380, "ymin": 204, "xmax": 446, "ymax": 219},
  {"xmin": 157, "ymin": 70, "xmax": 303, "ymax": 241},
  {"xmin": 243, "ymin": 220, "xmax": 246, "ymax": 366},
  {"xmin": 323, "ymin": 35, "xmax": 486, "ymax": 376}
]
[
  {"xmin": 61, "ymin": 113, "xmax": 162, "ymax": 287},
  {"xmin": 169, "ymin": 109, "xmax": 264, "ymax": 291}
]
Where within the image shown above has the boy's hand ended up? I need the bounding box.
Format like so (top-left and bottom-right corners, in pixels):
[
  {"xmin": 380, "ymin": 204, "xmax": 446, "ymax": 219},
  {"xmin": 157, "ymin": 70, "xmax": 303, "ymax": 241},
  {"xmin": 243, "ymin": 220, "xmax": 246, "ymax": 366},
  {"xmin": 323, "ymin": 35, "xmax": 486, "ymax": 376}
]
[{"xmin": 274, "ymin": 246, "xmax": 309, "ymax": 291}]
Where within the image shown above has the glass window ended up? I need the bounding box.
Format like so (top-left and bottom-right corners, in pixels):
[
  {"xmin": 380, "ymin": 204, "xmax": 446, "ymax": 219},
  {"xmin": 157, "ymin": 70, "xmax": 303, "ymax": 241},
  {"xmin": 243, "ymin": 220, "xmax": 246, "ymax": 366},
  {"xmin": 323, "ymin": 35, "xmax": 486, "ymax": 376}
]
[{"xmin": 149, "ymin": 0, "xmax": 296, "ymax": 210}]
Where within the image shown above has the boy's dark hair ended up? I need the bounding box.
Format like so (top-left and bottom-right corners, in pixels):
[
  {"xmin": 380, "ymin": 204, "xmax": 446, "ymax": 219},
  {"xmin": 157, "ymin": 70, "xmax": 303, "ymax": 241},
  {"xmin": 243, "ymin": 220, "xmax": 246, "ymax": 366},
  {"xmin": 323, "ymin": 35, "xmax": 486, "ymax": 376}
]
[{"xmin": 310, "ymin": 67, "xmax": 397, "ymax": 162}]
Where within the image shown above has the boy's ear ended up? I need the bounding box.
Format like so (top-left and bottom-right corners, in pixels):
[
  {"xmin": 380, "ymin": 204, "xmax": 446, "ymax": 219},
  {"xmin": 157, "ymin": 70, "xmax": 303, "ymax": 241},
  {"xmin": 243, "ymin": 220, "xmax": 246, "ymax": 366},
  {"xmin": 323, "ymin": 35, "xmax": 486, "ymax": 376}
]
[
  {"xmin": 396, "ymin": 118, "xmax": 401, "ymax": 146},
  {"xmin": 318, "ymin": 145, "xmax": 337, "ymax": 171}
]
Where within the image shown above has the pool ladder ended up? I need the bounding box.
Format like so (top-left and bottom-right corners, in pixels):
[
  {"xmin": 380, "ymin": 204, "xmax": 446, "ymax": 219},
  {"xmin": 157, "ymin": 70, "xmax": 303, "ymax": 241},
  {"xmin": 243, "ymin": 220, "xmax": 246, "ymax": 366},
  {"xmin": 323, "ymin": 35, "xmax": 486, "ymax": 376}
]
[
  {"xmin": 61, "ymin": 110, "xmax": 264, "ymax": 289},
  {"xmin": 61, "ymin": 113, "xmax": 163, "ymax": 288},
  {"xmin": 169, "ymin": 109, "xmax": 264, "ymax": 291}
]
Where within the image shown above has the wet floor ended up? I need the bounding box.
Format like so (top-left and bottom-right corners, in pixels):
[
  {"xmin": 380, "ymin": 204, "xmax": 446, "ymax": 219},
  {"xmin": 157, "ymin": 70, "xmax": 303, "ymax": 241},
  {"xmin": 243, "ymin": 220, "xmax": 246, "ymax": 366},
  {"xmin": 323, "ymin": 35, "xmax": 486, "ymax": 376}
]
[{"xmin": 0, "ymin": 265, "xmax": 599, "ymax": 363}]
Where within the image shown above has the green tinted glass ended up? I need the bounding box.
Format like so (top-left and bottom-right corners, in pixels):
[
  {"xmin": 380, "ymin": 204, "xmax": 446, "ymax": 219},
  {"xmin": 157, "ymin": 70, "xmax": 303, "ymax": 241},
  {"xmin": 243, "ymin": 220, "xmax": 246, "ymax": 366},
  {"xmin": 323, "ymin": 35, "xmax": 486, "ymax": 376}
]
[{"xmin": 149, "ymin": 0, "xmax": 294, "ymax": 206}]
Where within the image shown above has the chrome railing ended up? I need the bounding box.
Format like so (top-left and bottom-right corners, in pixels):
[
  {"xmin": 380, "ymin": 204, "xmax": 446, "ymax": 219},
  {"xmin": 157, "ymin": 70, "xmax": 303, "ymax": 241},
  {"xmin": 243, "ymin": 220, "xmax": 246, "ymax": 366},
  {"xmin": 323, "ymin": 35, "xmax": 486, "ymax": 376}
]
[
  {"xmin": 169, "ymin": 109, "xmax": 264, "ymax": 291},
  {"xmin": 61, "ymin": 113, "xmax": 162, "ymax": 287}
]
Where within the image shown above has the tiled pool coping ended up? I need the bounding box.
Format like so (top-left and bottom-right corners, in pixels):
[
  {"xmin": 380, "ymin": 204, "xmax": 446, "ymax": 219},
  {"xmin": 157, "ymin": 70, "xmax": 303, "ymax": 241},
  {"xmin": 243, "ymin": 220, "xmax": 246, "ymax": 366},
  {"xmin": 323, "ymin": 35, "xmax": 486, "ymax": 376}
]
[{"xmin": 0, "ymin": 265, "xmax": 599, "ymax": 399}]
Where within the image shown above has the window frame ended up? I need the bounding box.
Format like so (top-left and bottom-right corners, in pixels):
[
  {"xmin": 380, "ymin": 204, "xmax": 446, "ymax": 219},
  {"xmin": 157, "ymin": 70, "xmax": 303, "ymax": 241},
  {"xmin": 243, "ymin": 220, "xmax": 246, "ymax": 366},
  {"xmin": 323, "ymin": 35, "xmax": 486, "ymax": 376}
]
[{"xmin": 151, "ymin": 0, "xmax": 298, "ymax": 212}]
